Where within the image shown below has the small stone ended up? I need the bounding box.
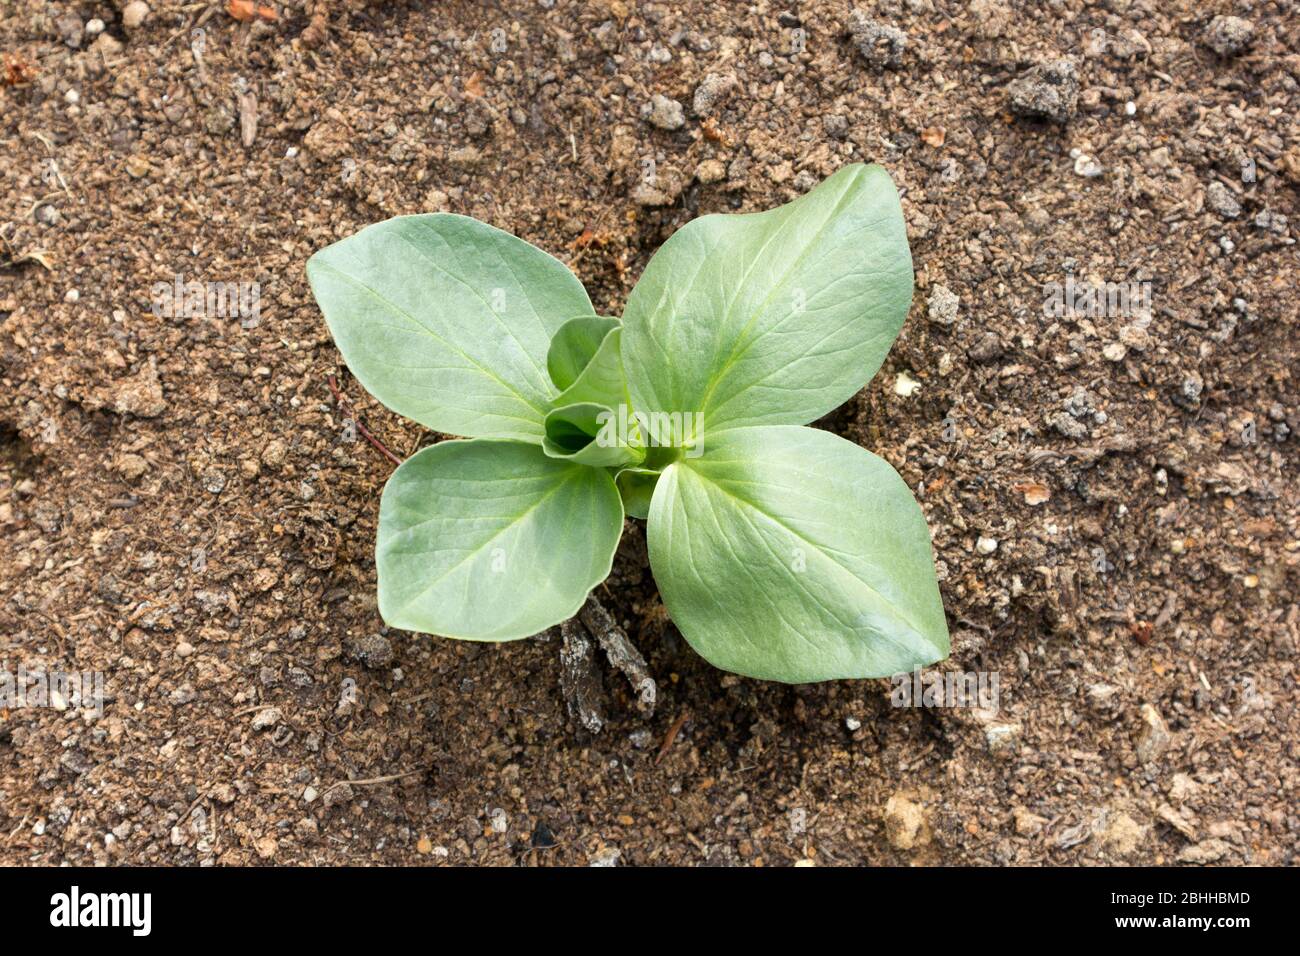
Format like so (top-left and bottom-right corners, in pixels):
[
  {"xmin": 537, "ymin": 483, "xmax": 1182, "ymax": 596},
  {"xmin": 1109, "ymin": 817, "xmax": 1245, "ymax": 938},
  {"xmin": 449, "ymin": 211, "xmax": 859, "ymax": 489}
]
[
  {"xmin": 106, "ymin": 360, "xmax": 167, "ymax": 417},
  {"xmin": 976, "ymin": 536, "xmax": 998, "ymax": 555},
  {"xmin": 1167, "ymin": 774, "xmax": 1199, "ymax": 805},
  {"xmin": 823, "ymin": 115, "xmax": 848, "ymax": 140},
  {"xmin": 251, "ymin": 707, "xmax": 281, "ymax": 731},
  {"xmin": 845, "ymin": 716, "xmax": 862, "ymax": 732},
  {"xmin": 56, "ymin": 13, "xmax": 84, "ymax": 48},
  {"xmin": 893, "ymin": 371, "xmax": 922, "ymax": 397},
  {"xmin": 1007, "ymin": 58, "xmax": 1079, "ymax": 124},
  {"xmin": 1050, "ymin": 411, "xmax": 1089, "ymax": 440},
  {"xmin": 1177, "ymin": 371, "xmax": 1204, "ymax": 408},
  {"xmin": 848, "ymin": 11, "xmax": 906, "ymax": 70},
  {"xmin": 643, "ymin": 94, "xmax": 685, "ymax": 131},
  {"xmin": 169, "ymin": 684, "xmax": 196, "ymax": 705},
  {"xmin": 1254, "ymin": 209, "xmax": 1289, "ymax": 234},
  {"xmin": 1205, "ymin": 181, "xmax": 1241, "ymax": 220},
  {"xmin": 692, "ymin": 73, "xmax": 735, "ymax": 117},
  {"xmin": 1178, "ymin": 839, "xmax": 1232, "ymax": 864},
  {"xmin": 882, "ymin": 793, "xmax": 929, "ymax": 850},
  {"xmin": 422, "ymin": 188, "xmax": 450, "ymax": 213},
  {"xmin": 211, "ymin": 784, "xmax": 237, "ymax": 804},
  {"xmin": 254, "ymin": 835, "xmax": 278, "ymax": 859},
  {"xmin": 346, "ymin": 633, "xmax": 394, "ymax": 669},
  {"xmin": 1134, "ymin": 703, "xmax": 1170, "ymax": 764},
  {"xmin": 416, "ymin": 836, "xmax": 432, "ymax": 854},
  {"xmin": 589, "ymin": 847, "xmax": 622, "ymax": 866},
  {"xmin": 1102, "ymin": 342, "xmax": 1127, "ymax": 362},
  {"xmin": 1013, "ymin": 806, "xmax": 1048, "ymax": 836},
  {"xmin": 303, "ymin": 786, "xmax": 319, "ymax": 803},
  {"xmin": 260, "ymin": 438, "xmax": 287, "ymax": 468},
  {"xmin": 1204, "ymin": 16, "xmax": 1254, "ymax": 57},
  {"xmin": 114, "ymin": 453, "xmax": 149, "ymax": 480},
  {"xmin": 968, "ymin": 332, "xmax": 1003, "ymax": 363},
  {"xmin": 489, "ymin": 808, "xmax": 509, "ymax": 834},
  {"xmin": 86, "ymin": 18, "xmax": 105, "ymax": 36},
  {"xmin": 201, "ymin": 469, "xmax": 226, "ymax": 495},
  {"xmin": 122, "ymin": 2, "xmax": 150, "ymax": 31},
  {"xmin": 1100, "ymin": 812, "xmax": 1146, "ymax": 857},
  {"xmin": 927, "ymin": 285, "xmax": 959, "ymax": 326},
  {"xmin": 695, "ymin": 159, "xmax": 726, "ymax": 184},
  {"xmin": 631, "ymin": 183, "xmax": 674, "ymax": 207},
  {"xmin": 322, "ymin": 783, "xmax": 354, "ymax": 808},
  {"xmin": 984, "ymin": 721, "xmax": 1020, "ymax": 756},
  {"xmin": 1072, "ymin": 153, "xmax": 1103, "ymax": 178}
]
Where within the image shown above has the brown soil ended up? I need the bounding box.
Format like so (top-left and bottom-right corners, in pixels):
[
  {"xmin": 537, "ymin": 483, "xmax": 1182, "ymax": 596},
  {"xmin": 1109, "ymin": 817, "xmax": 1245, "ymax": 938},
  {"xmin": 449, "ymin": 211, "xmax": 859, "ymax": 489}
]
[{"xmin": 1, "ymin": 0, "xmax": 1296, "ymax": 866}]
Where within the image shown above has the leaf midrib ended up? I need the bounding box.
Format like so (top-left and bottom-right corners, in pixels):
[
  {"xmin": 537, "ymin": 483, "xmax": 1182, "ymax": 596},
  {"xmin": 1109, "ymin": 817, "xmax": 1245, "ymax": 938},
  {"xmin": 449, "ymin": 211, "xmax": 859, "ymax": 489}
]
[
  {"xmin": 390, "ymin": 468, "xmax": 582, "ymax": 613},
  {"xmin": 674, "ymin": 458, "xmax": 939, "ymax": 652}
]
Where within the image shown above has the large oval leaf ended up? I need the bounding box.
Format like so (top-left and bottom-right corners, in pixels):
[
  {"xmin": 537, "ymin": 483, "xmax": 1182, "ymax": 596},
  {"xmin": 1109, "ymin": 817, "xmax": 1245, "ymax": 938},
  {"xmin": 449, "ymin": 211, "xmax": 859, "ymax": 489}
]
[
  {"xmin": 648, "ymin": 426, "xmax": 948, "ymax": 682},
  {"xmin": 621, "ymin": 164, "xmax": 913, "ymax": 434},
  {"xmin": 378, "ymin": 439, "xmax": 623, "ymax": 640},
  {"xmin": 308, "ymin": 214, "xmax": 594, "ymax": 443}
]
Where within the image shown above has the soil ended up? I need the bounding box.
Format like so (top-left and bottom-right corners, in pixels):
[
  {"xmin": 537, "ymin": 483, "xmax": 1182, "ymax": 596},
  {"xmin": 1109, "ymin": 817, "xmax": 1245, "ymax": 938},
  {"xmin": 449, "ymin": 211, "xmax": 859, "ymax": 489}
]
[{"xmin": 1, "ymin": 0, "xmax": 1296, "ymax": 866}]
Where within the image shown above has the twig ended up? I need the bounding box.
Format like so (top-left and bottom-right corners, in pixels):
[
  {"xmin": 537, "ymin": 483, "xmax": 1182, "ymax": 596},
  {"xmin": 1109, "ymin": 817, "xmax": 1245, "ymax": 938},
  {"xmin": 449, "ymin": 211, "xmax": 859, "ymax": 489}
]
[
  {"xmin": 326, "ymin": 375, "xmax": 402, "ymax": 466},
  {"xmin": 320, "ymin": 769, "xmax": 425, "ymax": 798},
  {"xmin": 579, "ymin": 596, "xmax": 657, "ymax": 715},
  {"xmin": 558, "ymin": 619, "xmax": 604, "ymax": 734},
  {"xmin": 655, "ymin": 711, "xmax": 690, "ymax": 767}
]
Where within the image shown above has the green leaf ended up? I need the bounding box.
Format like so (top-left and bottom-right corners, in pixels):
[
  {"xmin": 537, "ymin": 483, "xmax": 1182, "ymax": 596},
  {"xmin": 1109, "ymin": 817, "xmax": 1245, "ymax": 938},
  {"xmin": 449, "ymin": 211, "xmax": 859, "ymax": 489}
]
[
  {"xmin": 621, "ymin": 164, "xmax": 913, "ymax": 434},
  {"xmin": 378, "ymin": 439, "xmax": 623, "ymax": 640},
  {"xmin": 542, "ymin": 402, "xmax": 645, "ymax": 469},
  {"xmin": 547, "ymin": 316, "xmax": 620, "ymax": 391},
  {"xmin": 554, "ymin": 324, "xmax": 631, "ymax": 410},
  {"xmin": 647, "ymin": 425, "xmax": 948, "ymax": 682},
  {"xmin": 615, "ymin": 467, "xmax": 660, "ymax": 520},
  {"xmin": 308, "ymin": 214, "xmax": 594, "ymax": 443}
]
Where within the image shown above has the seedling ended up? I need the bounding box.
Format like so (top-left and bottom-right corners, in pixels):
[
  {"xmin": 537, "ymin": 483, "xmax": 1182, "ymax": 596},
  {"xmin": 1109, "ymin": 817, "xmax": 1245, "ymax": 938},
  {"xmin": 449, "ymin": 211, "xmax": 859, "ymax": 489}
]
[{"xmin": 307, "ymin": 164, "xmax": 948, "ymax": 682}]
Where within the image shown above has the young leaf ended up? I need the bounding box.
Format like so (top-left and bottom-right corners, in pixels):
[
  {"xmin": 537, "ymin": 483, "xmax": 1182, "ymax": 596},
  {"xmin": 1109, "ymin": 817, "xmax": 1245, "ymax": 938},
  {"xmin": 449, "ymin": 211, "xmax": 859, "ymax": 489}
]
[
  {"xmin": 547, "ymin": 315, "xmax": 620, "ymax": 391},
  {"xmin": 377, "ymin": 439, "xmax": 623, "ymax": 640},
  {"xmin": 621, "ymin": 164, "xmax": 913, "ymax": 434},
  {"xmin": 542, "ymin": 402, "xmax": 645, "ymax": 469},
  {"xmin": 553, "ymin": 324, "xmax": 631, "ymax": 410},
  {"xmin": 615, "ymin": 467, "xmax": 659, "ymax": 520},
  {"xmin": 647, "ymin": 425, "xmax": 948, "ymax": 682},
  {"xmin": 307, "ymin": 214, "xmax": 594, "ymax": 443}
]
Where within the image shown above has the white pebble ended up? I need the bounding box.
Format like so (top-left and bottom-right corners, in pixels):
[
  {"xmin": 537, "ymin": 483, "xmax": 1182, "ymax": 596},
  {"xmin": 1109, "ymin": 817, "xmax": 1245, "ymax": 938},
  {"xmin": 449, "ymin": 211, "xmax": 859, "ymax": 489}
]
[
  {"xmin": 976, "ymin": 536, "xmax": 998, "ymax": 555},
  {"xmin": 845, "ymin": 716, "xmax": 862, "ymax": 732},
  {"xmin": 64, "ymin": 289, "xmax": 80, "ymax": 303},
  {"xmin": 64, "ymin": 88, "xmax": 80, "ymax": 104},
  {"xmin": 1073, "ymin": 153, "xmax": 1103, "ymax": 178},
  {"xmin": 86, "ymin": 18, "xmax": 105, "ymax": 36},
  {"xmin": 122, "ymin": 1, "xmax": 150, "ymax": 30},
  {"xmin": 893, "ymin": 371, "xmax": 922, "ymax": 397}
]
